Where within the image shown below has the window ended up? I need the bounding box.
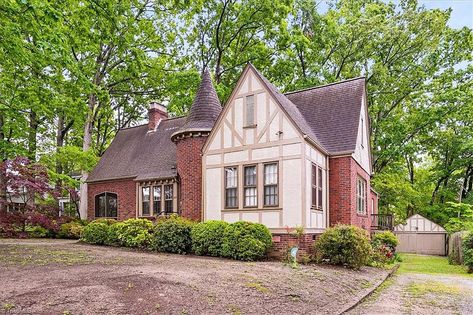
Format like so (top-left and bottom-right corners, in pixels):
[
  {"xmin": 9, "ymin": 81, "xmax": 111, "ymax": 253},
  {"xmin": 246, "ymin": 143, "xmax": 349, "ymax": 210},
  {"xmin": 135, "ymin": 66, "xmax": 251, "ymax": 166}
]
[
  {"xmin": 244, "ymin": 165, "xmax": 257, "ymax": 207},
  {"xmin": 357, "ymin": 177, "xmax": 367, "ymax": 214},
  {"xmin": 95, "ymin": 192, "xmax": 117, "ymax": 218},
  {"xmin": 153, "ymin": 186, "xmax": 161, "ymax": 215},
  {"xmin": 141, "ymin": 187, "xmax": 150, "ymax": 216},
  {"xmin": 264, "ymin": 163, "xmax": 278, "ymax": 206},
  {"xmin": 361, "ymin": 117, "xmax": 364, "ymax": 148},
  {"xmin": 311, "ymin": 164, "xmax": 323, "ymax": 209},
  {"xmin": 225, "ymin": 167, "xmax": 238, "ymax": 208},
  {"xmin": 245, "ymin": 94, "xmax": 255, "ymax": 126},
  {"xmin": 164, "ymin": 184, "xmax": 173, "ymax": 213}
]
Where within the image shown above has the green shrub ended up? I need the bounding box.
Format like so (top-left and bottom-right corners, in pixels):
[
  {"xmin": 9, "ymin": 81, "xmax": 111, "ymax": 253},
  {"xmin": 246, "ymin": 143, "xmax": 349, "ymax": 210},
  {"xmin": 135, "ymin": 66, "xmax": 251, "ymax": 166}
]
[
  {"xmin": 314, "ymin": 225, "xmax": 372, "ymax": 269},
  {"xmin": 221, "ymin": 221, "xmax": 273, "ymax": 261},
  {"xmin": 105, "ymin": 222, "xmax": 124, "ymax": 246},
  {"xmin": 82, "ymin": 222, "xmax": 110, "ymax": 245},
  {"xmin": 58, "ymin": 222, "xmax": 85, "ymax": 239},
  {"xmin": 191, "ymin": 220, "xmax": 229, "ymax": 256},
  {"xmin": 25, "ymin": 225, "xmax": 49, "ymax": 238},
  {"xmin": 462, "ymin": 230, "xmax": 473, "ymax": 273},
  {"xmin": 115, "ymin": 219, "xmax": 153, "ymax": 248},
  {"xmin": 91, "ymin": 218, "xmax": 117, "ymax": 225},
  {"xmin": 372, "ymin": 231, "xmax": 399, "ymax": 251},
  {"xmin": 151, "ymin": 215, "xmax": 194, "ymax": 254}
]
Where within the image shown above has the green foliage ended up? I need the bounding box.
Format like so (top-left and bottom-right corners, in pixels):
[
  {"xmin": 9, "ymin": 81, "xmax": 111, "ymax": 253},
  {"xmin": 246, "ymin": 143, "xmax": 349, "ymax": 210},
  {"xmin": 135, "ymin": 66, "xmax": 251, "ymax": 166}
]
[
  {"xmin": 462, "ymin": 231, "xmax": 473, "ymax": 273},
  {"xmin": 114, "ymin": 219, "xmax": 153, "ymax": 248},
  {"xmin": 191, "ymin": 220, "xmax": 229, "ymax": 256},
  {"xmin": 221, "ymin": 221, "xmax": 273, "ymax": 261},
  {"xmin": 151, "ymin": 215, "xmax": 194, "ymax": 254},
  {"xmin": 81, "ymin": 222, "xmax": 110, "ymax": 245},
  {"xmin": 91, "ymin": 218, "xmax": 117, "ymax": 226},
  {"xmin": 25, "ymin": 225, "xmax": 49, "ymax": 238},
  {"xmin": 314, "ymin": 225, "xmax": 372, "ymax": 269},
  {"xmin": 444, "ymin": 203, "xmax": 473, "ymax": 233},
  {"xmin": 372, "ymin": 231, "xmax": 399, "ymax": 250},
  {"xmin": 58, "ymin": 221, "xmax": 85, "ymax": 239}
]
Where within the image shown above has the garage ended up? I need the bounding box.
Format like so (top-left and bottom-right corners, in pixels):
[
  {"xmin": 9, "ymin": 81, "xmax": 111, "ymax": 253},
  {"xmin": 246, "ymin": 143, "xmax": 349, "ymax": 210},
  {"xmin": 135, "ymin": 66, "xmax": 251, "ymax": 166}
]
[{"xmin": 394, "ymin": 214, "xmax": 448, "ymax": 256}]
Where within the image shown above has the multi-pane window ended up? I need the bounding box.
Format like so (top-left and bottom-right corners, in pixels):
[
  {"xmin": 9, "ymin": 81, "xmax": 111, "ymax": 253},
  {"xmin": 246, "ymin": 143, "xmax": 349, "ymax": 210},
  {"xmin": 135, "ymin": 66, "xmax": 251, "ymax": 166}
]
[
  {"xmin": 357, "ymin": 177, "xmax": 367, "ymax": 214},
  {"xmin": 164, "ymin": 185, "xmax": 173, "ymax": 213},
  {"xmin": 264, "ymin": 163, "xmax": 278, "ymax": 206},
  {"xmin": 153, "ymin": 186, "xmax": 161, "ymax": 215},
  {"xmin": 244, "ymin": 165, "xmax": 257, "ymax": 207},
  {"xmin": 311, "ymin": 164, "xmax": 323, "ymax": 209},
  {"xmin": 225, "ymin": 167, "xmax": 238, "ymax": 208},
  {"xmin": 142, "ymin": 187, "xmax": 150, "ymax": 216},
  {"xmin": 95, "ymin": 192, "xmax": 118, "ymax": 218},
  {"xmin": 245, "ymin": 95, "xmax": 255, "ymax": 126}
]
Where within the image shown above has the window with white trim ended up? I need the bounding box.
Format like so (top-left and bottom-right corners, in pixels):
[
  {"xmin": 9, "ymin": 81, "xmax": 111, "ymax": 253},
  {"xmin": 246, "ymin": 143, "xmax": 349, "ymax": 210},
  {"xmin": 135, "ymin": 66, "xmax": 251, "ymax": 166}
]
[
  {"xmin": 142, "ymin": 187, "xmax": 150, "ymax": 216},
  {"xmin": 153, "ymin": 186, "xmax": 161, "ymax": 215},
  {"xmin": 357, "ymin": 177, "xmax": 367, "ymax": 214},
  {"xmin": 164, "ymin": 185, "xmax": 173, "ymax": 213},
  {"xmin": 225, "ymin": 167, "xmax": 238, "ymax": 208},
  {"xmin": 311, "ymin": 164, "xmax": 323, "ymax": 209},
  {"xmin": 263, "ymin": 163, "xmax": 278, "ymax": 206},
  {"xmin": 244, "ymin": 165, "xmax": 257, "ymax": 207}
]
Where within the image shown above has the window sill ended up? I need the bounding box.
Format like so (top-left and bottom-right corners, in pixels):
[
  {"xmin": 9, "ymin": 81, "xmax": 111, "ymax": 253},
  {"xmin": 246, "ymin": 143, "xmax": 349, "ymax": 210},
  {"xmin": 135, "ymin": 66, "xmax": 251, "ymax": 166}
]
[
  {"xmin": 222, "ymin": 207, "xmax": 282, "ymax": 211},
  {"xmin": 243, "ymin": 124, "xmax": 257, "ymax": 129},
  {"xmin": 311, "ymin": 207, "xmax": 323, "ymax": 212}
]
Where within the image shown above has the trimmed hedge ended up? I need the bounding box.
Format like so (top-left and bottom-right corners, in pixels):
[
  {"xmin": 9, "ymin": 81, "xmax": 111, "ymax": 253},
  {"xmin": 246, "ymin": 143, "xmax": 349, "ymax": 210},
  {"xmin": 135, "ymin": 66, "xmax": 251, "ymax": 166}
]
[
  {"xmin": 58, "ymin": 221, "xmax": 86, "ymax": 239},
  {"xmin": 82, "ymin": 222, "xmax": 110, "ymax": 245},
  {"xmin": 221, "ymin": 221, "xmax": 273, "ymax": 261},
  {"xmin": 115, "ymin": 219, "xmax": 154, "ymax": 248},
  {"xmin": 191, "ymin": 220, "xmax": 229, "ymax": 256},
  {"xmin": 151, "ymin": 215, "xmax": 194, "ymax": 254},
  {"xmin": 314, "ymin": 225, "xmax": 372, "ymax": 269}
]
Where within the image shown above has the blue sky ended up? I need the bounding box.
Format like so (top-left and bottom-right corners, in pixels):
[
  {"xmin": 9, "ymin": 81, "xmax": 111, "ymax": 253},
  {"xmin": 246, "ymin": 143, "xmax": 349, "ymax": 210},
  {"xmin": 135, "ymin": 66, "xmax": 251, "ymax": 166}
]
[{"xmin": 416, "ymin": 0, "xmax": 472, "ymax": 28}]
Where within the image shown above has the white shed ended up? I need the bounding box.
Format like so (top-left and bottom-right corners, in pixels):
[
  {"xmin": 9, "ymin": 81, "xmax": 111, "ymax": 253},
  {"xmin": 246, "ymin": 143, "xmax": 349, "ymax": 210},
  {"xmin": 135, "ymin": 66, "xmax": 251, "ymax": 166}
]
[{"xmin": 394, "ymin": 214, "xmax": 448, "ymax": 256}]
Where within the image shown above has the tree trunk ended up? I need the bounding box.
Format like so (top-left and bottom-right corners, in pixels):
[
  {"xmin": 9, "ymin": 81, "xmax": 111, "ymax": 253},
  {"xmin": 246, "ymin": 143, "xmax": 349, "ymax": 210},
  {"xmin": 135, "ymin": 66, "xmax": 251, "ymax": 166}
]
[
  {"xmin": 0, "ymin": 113, "xmax": 6, "ymax": 213},
  {"xmin": 28, "ymin": 109, "xmax": 39, "ymax": 161},
  {"xmin": 78, "ymin": 94, "xmax": 96, "ymax": 219}
]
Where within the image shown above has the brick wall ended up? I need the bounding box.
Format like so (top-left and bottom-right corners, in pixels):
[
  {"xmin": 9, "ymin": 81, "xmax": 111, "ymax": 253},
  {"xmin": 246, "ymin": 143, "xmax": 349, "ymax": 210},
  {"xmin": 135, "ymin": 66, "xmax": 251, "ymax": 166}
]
[
  {"xmin": 87, "ymin": 179, "xmax": 136, "ymax": 221},
  {"xmin": 269, "ymin": 234, "xmax": 318, "ymax": 260},
  {"xmin": 176, "ymin": 136, "xmax": 207, "ymax": 221},
  {"xmin": 329, "ymin": 156, "xmax": 372, "ymax": 232}
]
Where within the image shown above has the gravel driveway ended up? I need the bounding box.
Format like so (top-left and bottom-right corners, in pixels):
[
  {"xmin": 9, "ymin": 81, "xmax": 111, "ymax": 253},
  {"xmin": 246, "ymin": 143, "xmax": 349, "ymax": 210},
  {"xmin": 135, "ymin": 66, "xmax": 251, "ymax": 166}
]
[
  {"xmin": 348, "ymin": 256, "xmax": 473, "ymax": 315},
  {"xmin": 0, "ymin": 239, "xmax": 389, "ymax": 315}
]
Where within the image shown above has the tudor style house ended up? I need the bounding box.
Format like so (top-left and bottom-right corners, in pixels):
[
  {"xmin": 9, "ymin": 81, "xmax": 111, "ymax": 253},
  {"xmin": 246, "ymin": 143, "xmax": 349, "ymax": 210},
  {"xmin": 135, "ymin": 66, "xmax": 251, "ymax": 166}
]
[{"xmin": 86, "ymin": 64, "xmax": 379, "ymax": 251}]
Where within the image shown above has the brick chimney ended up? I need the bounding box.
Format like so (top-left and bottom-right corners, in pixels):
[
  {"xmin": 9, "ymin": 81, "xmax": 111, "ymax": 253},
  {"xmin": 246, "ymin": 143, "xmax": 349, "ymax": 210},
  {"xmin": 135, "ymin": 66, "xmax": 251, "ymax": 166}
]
[{"xmin": 148, "ymin": 102, "xmax": 168, "ymax": 131}]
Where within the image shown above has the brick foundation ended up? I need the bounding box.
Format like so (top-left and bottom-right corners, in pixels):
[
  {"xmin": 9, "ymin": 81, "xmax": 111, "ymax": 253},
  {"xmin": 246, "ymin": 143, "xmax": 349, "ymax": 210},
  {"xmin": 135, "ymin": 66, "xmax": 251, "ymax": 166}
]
[
  {"xmin": 269, "ymin": 233, "xmax": 319, "ymax": 260},
  {"xmin": 87, "ymin": 179, "xmax": 137, "ymax": 221},
  {"xmin": 175, "ymin": 136, "xmax": 207, "ymax": 221},
  {"xmin": 329, "ymin": 156, "xmax": 373, "ymax": 232}
]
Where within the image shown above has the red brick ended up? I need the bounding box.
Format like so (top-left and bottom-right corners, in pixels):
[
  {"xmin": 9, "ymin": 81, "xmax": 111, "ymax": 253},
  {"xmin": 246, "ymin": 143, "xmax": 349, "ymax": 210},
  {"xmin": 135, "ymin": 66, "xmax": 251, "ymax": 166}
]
[{"xmin": 87, "ymin": 179, "xmax": 136, "ymax": 221}]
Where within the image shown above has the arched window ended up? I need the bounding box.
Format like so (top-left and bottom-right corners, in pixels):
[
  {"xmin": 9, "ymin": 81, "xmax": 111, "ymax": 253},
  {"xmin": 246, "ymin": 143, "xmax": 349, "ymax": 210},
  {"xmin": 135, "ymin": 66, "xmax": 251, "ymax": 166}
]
[{"xmin": 95, "ymin": 192, "xmax": 118, "ymax": 218}]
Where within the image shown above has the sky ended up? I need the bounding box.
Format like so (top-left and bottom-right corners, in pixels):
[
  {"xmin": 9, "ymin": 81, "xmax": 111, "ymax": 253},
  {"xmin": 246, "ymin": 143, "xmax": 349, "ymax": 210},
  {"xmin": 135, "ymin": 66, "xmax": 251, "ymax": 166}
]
[{"xmin": 416, "ymin": 0, "xmax": 473, "ymax": 29}]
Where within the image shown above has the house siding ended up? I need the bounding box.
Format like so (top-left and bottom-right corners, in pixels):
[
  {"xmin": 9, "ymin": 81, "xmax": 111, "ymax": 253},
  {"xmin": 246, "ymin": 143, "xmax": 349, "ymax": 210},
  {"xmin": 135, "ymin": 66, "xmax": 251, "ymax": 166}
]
[
  {"xmin": 87, "ymin": 179, "xmax": 137, "ymax": 221},
  {"xmin": 329, "ymin": 156, "xmax": 372, "ymax": 232}
]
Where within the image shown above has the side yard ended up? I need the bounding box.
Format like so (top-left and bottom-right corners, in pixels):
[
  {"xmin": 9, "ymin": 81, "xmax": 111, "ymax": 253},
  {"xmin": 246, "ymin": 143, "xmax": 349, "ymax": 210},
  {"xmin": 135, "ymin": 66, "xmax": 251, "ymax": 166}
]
[
  {"xmin": 0, "ymin": 239, "xmax": 389, "ymax": 315},
  {"xmin": 348, "ymin": 254, "xmax": 473, "ymax": 315}
]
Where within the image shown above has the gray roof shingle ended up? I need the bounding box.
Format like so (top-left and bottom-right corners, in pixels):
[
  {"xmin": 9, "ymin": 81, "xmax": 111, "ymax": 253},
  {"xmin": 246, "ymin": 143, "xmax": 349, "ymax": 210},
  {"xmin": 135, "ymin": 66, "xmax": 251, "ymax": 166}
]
[
  {"xmin": 87, "ymin": 117, "xmax": 186, "ymax": 182},
  {"xmin": 285, "ymin": 77, "xmax": 365, "ymax": 154}
]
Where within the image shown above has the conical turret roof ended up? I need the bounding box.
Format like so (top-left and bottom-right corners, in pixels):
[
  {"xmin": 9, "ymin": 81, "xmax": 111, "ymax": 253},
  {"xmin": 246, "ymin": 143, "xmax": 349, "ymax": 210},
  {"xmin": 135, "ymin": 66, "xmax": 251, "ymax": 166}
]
[{"xmin": 172, "ymin": 69, "xmax": 221, "ymax": 140}]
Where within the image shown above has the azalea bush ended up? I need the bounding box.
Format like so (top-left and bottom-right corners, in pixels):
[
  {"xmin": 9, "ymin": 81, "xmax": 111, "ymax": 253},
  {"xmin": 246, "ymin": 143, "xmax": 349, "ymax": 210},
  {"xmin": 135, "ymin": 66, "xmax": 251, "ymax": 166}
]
[{"xmin": 314, "ymin": 225, "xmax": 372, "ymax": 269}]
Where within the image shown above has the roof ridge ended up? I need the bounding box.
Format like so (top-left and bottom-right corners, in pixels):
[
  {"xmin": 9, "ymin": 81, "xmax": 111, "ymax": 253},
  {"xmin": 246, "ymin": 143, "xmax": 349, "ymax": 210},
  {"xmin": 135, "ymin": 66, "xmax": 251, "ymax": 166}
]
[
  {"xmin": 119, "ymin": 115, "xmax": 187, "ymax": 131},
  {"xmin": 284, "ymin": 76, "xmax": 366, "ymax": 96}
]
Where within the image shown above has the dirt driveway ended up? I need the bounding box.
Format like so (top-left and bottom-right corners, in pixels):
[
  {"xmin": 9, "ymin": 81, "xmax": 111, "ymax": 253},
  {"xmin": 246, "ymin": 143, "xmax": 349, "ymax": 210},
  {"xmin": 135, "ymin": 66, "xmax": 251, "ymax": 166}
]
[
  {"xmin": 0, "ymin": 239, "xmax": 389, "ymax": 315},
  {"xmin": 348, "ymin": 254, "xmax": 473, "ymax": 315}
]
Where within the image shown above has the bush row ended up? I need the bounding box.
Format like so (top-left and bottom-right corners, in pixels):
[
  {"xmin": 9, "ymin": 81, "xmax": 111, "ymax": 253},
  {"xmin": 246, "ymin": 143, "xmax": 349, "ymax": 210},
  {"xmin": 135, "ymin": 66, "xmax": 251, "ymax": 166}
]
[
  {"xmin": 0, "ymin": 211, "xmax": 86, "ymax": 239},
  {"xmin": 463, "ymin": 231, "xmax": 473, "ymax": 273},
  {"xmin": 313, "ymin": 225, "xmax": 399, "ymax": 269},
  {"xmin": 81, "ymin": 216, "xmax": 273, "ymax": 261}
]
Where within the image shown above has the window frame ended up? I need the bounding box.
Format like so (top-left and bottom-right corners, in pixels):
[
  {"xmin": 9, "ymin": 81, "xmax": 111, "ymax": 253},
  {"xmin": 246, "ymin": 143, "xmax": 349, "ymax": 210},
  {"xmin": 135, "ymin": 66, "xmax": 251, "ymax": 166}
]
[
  {"xmin": 356, "ymin": 176, "xmax": 367, "ymax": 215},
  {"xmin": 153, "ymin": 185, "xmax": 162, "ymax": 215},
  {"xmin": 311, "ymin": 164, "xmax": 324, "ymax": 210},
  {"xmin": 243, "ymin": 164, "xmax": 258, "ymax": 208},
  {"xmin": 141, "ymin": 186, "xmax": 151, "ymax": 216},
  {"xmin": 224, "ymin": 166, "xmax": 239, "ymax": 209},
  {"xmin": 94, "ymin": 192, "xmax": 118, "ymax": 218},
  {"xmin": 263, "ymin": 162, "xmax": 279, "ymax": 207},
  {"xmin": 164, "ymin": 184, "xmax": 174, "ymax": 214}
]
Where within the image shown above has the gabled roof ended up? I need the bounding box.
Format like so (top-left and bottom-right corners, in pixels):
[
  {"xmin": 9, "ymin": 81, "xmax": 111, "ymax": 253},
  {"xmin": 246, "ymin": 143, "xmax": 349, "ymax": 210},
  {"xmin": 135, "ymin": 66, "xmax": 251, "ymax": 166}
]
[
  {"xmin": 285, "ymin": 77, "xmax": 366, "ymax": 154},
  {"xmin": 87, "ymin": 117, "xmax": 186, "ymax": 183},
  {"xmin": 172, "ymin": 69, "xmax": 221, "ymax": 139}
]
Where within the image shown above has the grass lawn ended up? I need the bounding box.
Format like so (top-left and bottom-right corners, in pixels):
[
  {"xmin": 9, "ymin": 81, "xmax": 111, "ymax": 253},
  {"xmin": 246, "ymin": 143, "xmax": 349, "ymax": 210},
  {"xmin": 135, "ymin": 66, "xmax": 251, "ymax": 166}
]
[{"xmin": 398, "ymin": 254, "xmax": 471, "ymax": 277}]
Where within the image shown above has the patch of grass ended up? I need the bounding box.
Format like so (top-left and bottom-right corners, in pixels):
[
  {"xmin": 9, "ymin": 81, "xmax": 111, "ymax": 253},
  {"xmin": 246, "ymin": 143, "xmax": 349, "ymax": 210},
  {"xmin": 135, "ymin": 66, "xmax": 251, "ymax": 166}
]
[
  {"xmin": 360, "ymin": 279, "xmax": 373, "ymax": 289},
  {"xmin": 2, "ymin": 303, "xmax": 15, "ymax": 311},
  {"xmin": 227, "ymin": 304, "xmax": 242, "ymax": 315},
  {"xmin": 245, "ymin": 281, "xmax": 270, "ymax": 294},
  {"xmin": 0, "ymin": 245, "xmax": 94, "ymax": 266},
  {"xmin": 406, "ymin": 280, "xmax": 462, "ymax": 297},
  {"xmin": 398, "ymin": 254, "xmax": 470, "ymax": 277}
]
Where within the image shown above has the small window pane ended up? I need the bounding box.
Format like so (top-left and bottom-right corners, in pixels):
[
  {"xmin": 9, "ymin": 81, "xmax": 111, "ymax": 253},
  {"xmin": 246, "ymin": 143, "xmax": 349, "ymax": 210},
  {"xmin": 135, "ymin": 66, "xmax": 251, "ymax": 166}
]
[
  {"xmin": 107, "ymin": 193, "xmax": 117, "ymax": 217},
  {"xmin": 244, "ymin": 187, "xmax": 257, "ymax": 207},
  {"xmin": 142, "ymin": 187, "xmax": 150, "ymax": 216},
  {"xmin": 264, "ymin": 164, "xmax": 277, "ymax": 185},
  {"xmin": 164, "ymin": 185, "xmax": 173, "ymax": 213},
  {"xmin": 246, "ymin": 95, "xmax": 254, "ymax": 126},
  {"xmin": 244, "ymin": 166, "xmax": 256, "ymax": 186},
  {"xmin": 153, "ymin": 186, "xmax": 161, "ymax": 215},
  {"xmin": 264, "ymin": 185, "xmax": 278, "ymax": 206},
  {"xmin": 226, "ymin": 188, "xmax": 237, "ymax": 208},
  {"xmin": 225, "ymin": 167, "xmax": 238, "ymax": 188}
]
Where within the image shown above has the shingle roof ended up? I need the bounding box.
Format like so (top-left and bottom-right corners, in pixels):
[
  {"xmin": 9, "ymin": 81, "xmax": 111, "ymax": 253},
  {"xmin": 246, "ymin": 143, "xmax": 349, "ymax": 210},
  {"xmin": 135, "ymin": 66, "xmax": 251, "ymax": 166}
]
[
  {"xmin": 87, "ymin": 117, "xmax": 186, "ymax": 182},
  {"xmin": 285, "ymin": 77, "xmax": 365, "ymax": 154},
  {"xmin": 172, "ymin": 69, "xmax": 221, "ymax": 139},
  {"xmin": 249, "ymin": 64, "xmax": 326, "ymax": 152}
]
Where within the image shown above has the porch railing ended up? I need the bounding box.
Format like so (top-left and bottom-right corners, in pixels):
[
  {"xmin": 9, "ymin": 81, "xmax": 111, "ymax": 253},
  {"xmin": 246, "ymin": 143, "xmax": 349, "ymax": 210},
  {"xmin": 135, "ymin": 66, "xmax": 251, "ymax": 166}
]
[{"xmin": 371, "ymin": 214, "xmax": 394, "ymax": 230}]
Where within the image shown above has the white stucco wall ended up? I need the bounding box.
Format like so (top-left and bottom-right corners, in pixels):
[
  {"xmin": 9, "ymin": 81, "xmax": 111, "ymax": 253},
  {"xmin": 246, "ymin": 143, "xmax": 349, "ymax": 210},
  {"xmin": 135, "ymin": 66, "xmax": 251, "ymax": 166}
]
[{"xmin": 352, "ymin": 95, "xmax": 371, "ymax": 174}]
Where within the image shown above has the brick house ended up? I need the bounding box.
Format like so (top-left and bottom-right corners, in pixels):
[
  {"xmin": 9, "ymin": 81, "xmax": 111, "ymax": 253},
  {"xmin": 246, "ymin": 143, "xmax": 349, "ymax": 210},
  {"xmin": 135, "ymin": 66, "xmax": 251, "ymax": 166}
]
[{"xmin": 86, "ymin": 64, "xmax": 379, "ymax": 254}]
